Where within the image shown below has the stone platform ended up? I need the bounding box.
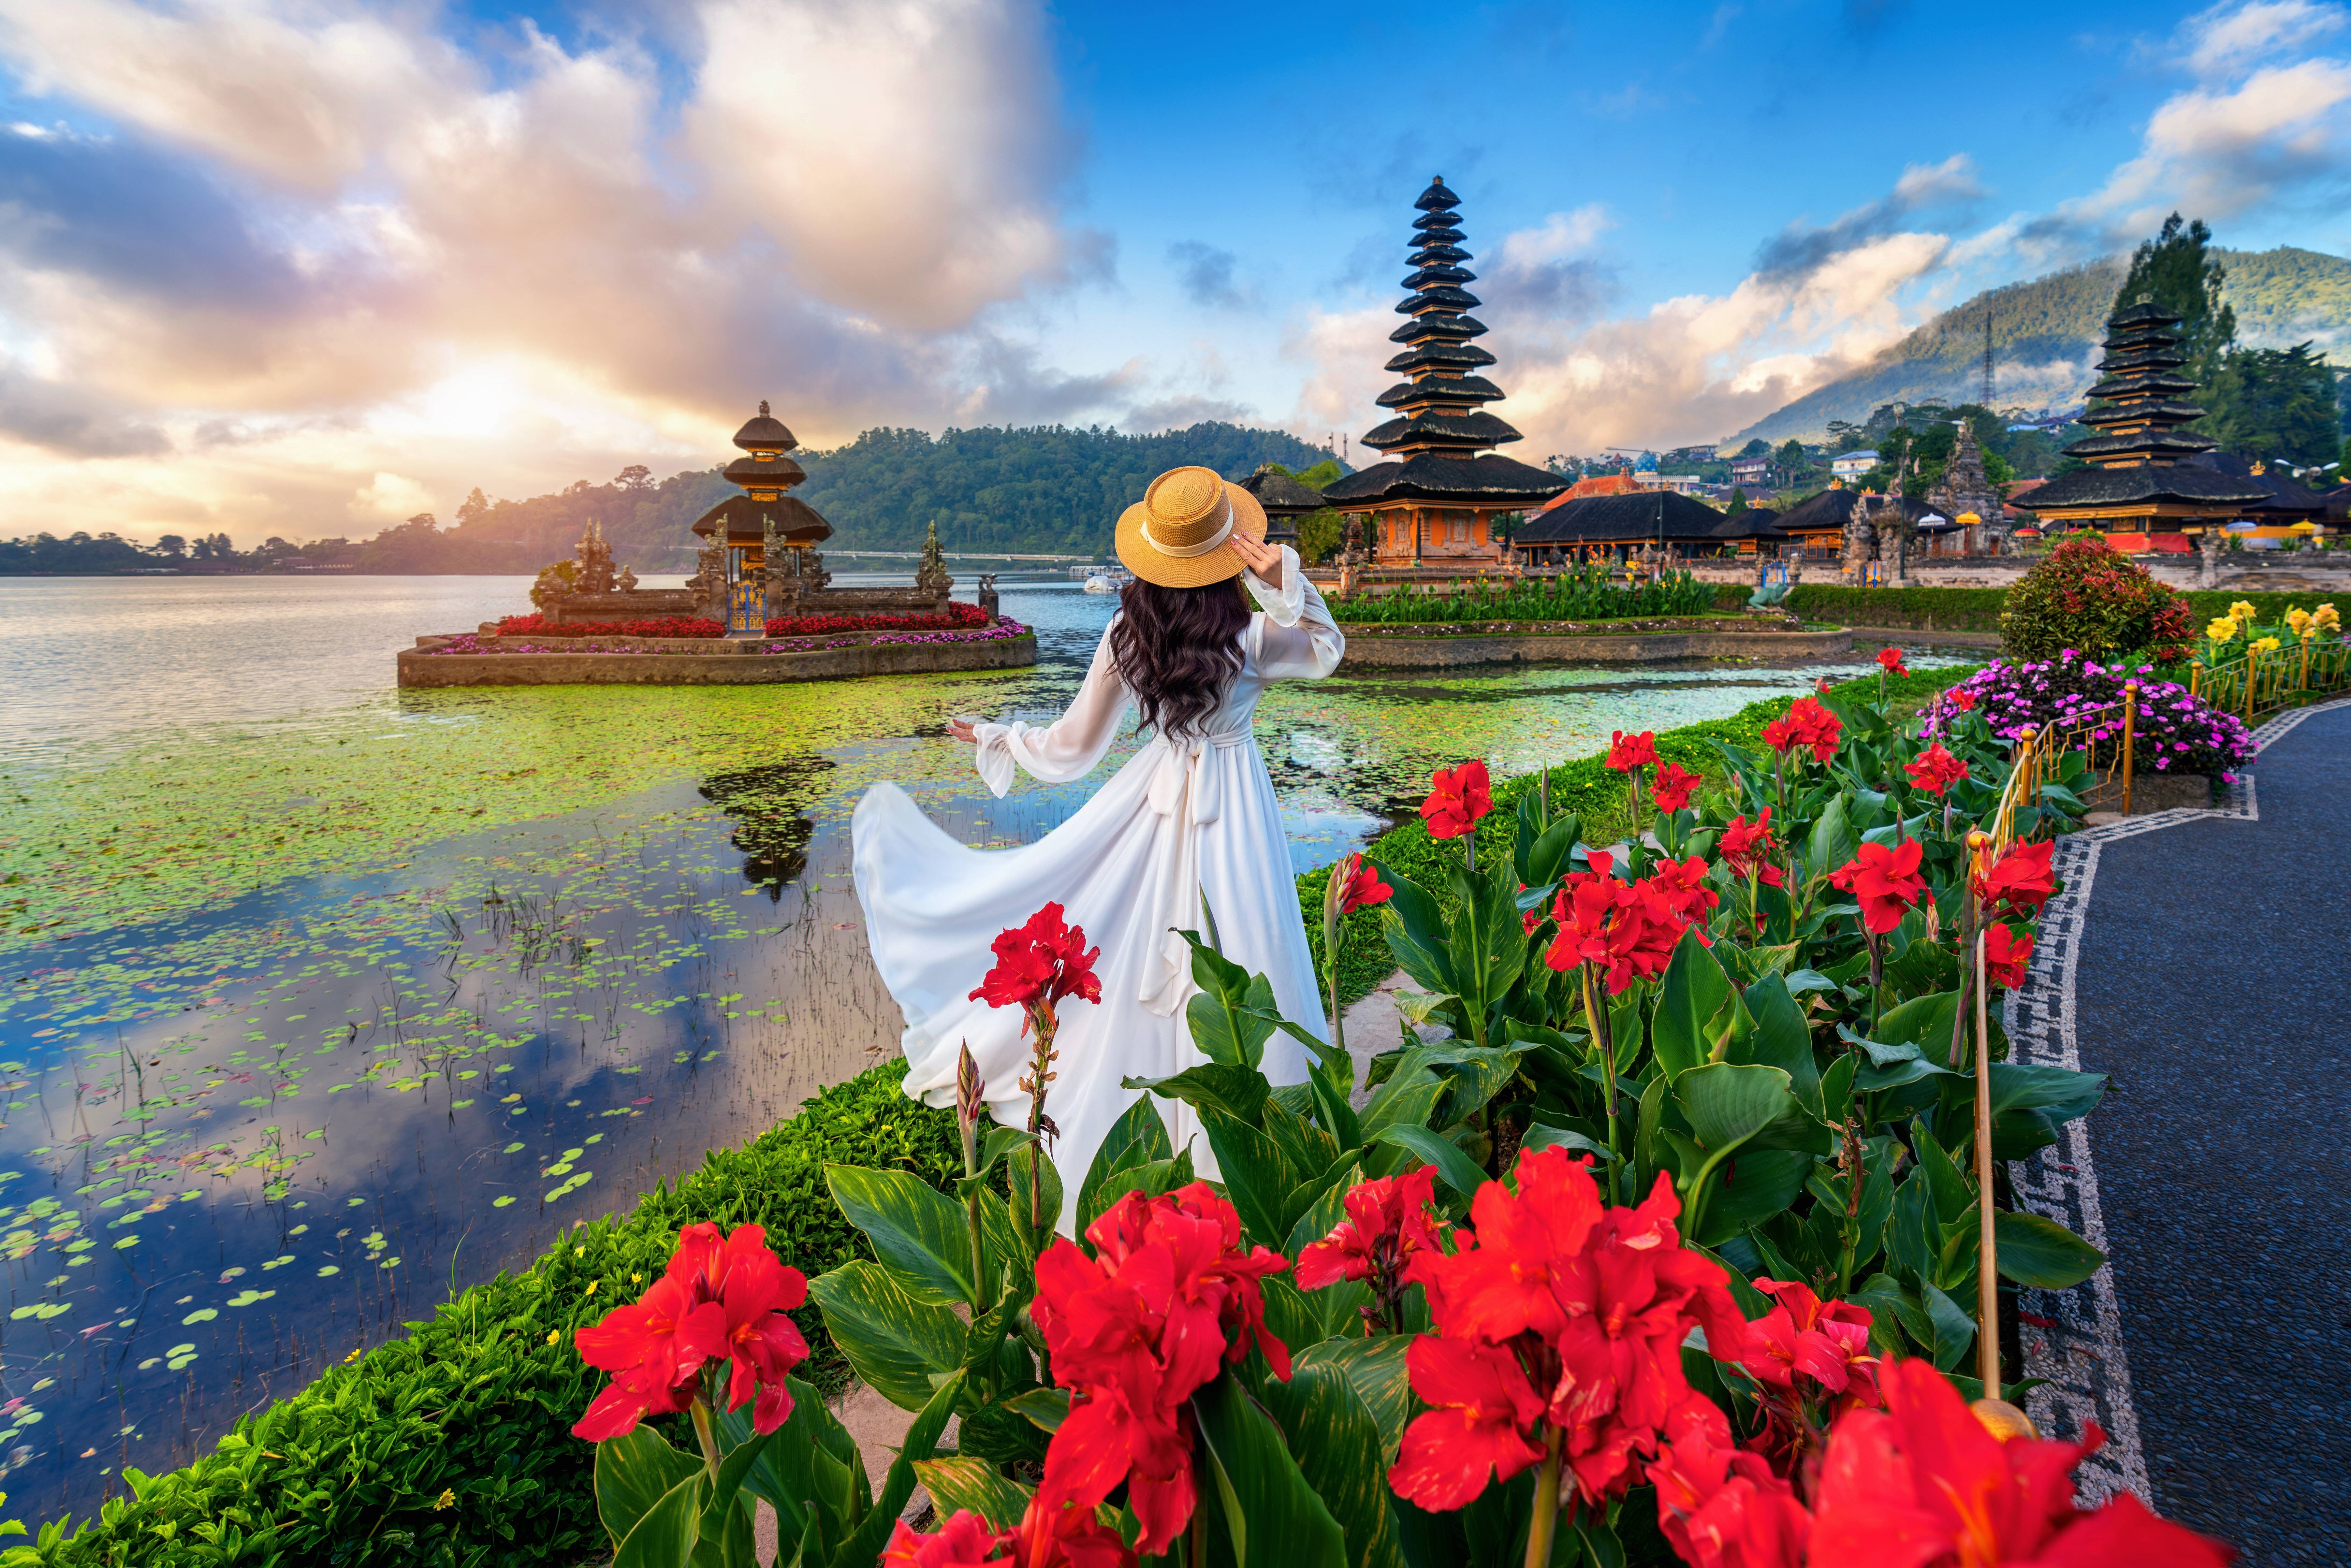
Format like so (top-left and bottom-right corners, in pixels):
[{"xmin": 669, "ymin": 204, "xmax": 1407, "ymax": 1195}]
[
  {"xmin": 1334, "ymin": 619, "xmax": 1852, "ymax": 668},
  {"xmin": 395, "ymin": 627, "xmax": 1036, "ymax": 687}
]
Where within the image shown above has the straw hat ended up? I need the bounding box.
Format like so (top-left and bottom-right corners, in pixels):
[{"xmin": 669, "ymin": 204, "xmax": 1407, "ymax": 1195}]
[{"xmin": 1115, "ymin": 466, "xmax": 1267, "ymax": 588}]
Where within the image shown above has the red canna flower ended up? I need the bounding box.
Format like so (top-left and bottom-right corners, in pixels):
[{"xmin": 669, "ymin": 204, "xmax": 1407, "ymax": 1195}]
[
  {"xmin": 1296, "ymin": 1166, "xmax": 1444, "ymax": 1290},
  {"xmin": 1652, "ymin": 762, "xmax": 1702, "ymax": 813},
  {"xmin": 1544, "ymin": 854, "xmax": 1681, "ymax": 994},
  {"xmin": 571, "ymin": 1223, "xmax": 810, "ymax": 1442},
  {"xmin": 1388, "ymin": 1335, "xmax": 1549, "ymax": 1509},
  {"xmin": 1806, "ymin": 1358, "xmax": 2232, "ymax": 1567},
  {"xmin": 1902, "ymin": 743, "xmax": 1970, "ymax": 796},
  {"xmin": 1607, "ymin": 730, "xmax": 1660, "ymax": 771},
  {"xmin": 1983, "ymin": 923, "xmax": 2034, "ymax": 989},
  {"xmin": 1643, "ymin": 853, "xmax": 1721, "ymax": 934},
  {"xmin": 883, "ymin": 1499, "xmax": 1133, "ymax": 1568},
  {"xmin": 1763, "ymin": 698, "xmax": 1843, "ymax": 764},
  {"xmin": 1394, "ymin": 1149, "xmax": 1747, "ymax": 1511},
  {"xmin": 970, "ymin": 903, "xmax": 1102, "ymax": 1012},
  {"xmin": 1719, "ymin": 811, "xmax": 1786, "ymax": 888},
  {"xmin": 1733, "ymin": 1279, "xmax": 1883, "ymax": 1475},
  {"xmin": 1816, "ymin": 677, "xmax": 1834, "ymax": 696},
  {"xmin": 1030, "ymin": 1183, "xmax": 1290, "ymax": 1555},
  {"xmin": 1332, "ymin": 853, "xmax": 1393, "ymax": 915},
  {"xmin": 1420, "ymin": 760, "xmax": 1494, "ymax": 840},
  {"xmin": 1876, "ymin": 646, "xmax": 1909, "ymax": 677},
  {"xmin": 1973, "ymin": 839, "xmax": 2058, "ymax": 921},
  {"xmin": 1948, "ymin": 687, "xmax": 1978, "ymax": 712},
  {"xmin": 1650, "ymin": 1396, "xmax": 1810, "ymax": 1568},
  {"xmin": 1828, "ymin": 839, "xmax": 1928, "ymax": 935}
]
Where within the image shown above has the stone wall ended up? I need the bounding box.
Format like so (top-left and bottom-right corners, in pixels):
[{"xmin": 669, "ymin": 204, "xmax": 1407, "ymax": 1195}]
[
  {"xmin": 397, "ymin": 631, "xmax": 1036, "ymax": 688},
  {"xmin": 542, "ymin": 589, "xmax": 700, "ymax": 626},
  {"xmin": 1337, "ymin": 625, "xmax": 1852, "ymax": 668}
]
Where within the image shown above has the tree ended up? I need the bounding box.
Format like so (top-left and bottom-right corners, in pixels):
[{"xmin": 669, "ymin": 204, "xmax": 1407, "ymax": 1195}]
[
  {"xmin": 2200, "ymin": 343, "xmax": 2340, "ymax": 465},
  {"xmin": 154, "ymin": 534, "xmax": 186, "ymax": 558},
  {"xmin": 1738, "ymin": 437, "xmax": 1771, "ymax": 458},
  {"xmin": 404, "ymin": 513, "xmax": 438, "ymax": 531},
  {"xmin": 2113, "ymin": 213, "xmax": 2235, "ymax": 388},
  {"xmin": 457, "ymin": 487, "xmax": 490, "ymax": 525},
  {"xmin": 1725, "ymin": 486, "xmax": 1748, "ymax": 514},
  {"xmin": 615, "ymin": 465, "xmax": 653, "ymax": 491}
]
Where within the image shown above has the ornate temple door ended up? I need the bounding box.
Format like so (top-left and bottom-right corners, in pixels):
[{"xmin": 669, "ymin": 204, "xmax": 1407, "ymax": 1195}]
[{"xmin": 727, "ymin": 547, "xmax": 763, "ymax": 634}]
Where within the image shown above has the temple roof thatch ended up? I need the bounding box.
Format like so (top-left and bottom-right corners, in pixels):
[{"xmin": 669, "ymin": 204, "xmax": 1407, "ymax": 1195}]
[
  {"xmin": 1514, "ymin": 490, "xmax": 1733, "ymax": 544},
  {"xmin": 1363, "ymin": 409, "xmax": 1526, "ymax": 450},
  {"xmin": 2076, "ymin": 402, "xmax": 2209, "ymax": 429},
  {"xmin": 2062, "ymin": 430, "xmax": 2219, "ymax": 462},
  {"xmin": 722, "ymin": 453, "xmax": 808, "ymax": 488},
  {"xmin": 2021, "ymin": 463, "xmax": 2268, "ymax": 512},
  {"xmin": 1385, "ymin": 342, "xmax": 1497, "ymax": 374},
  {"xmin": 1322, "ymin": 453, "xmax": 1567, "ymax": 507},
  {"xmin": 1397, "ymin": 285, "xmax": 1481, "ymax": 313},
  {"xmin": 1409, "ymin": 243, "xmax": 1471, "ymax": 265},
  {"xmin": 1389, "ymin": 314, "xmax": 1487, "ymax": 343},
  {"xmin": 692, "ymin": 493, "xmax": 833, "ymax": 543},
  {"xmin": 1414, "ymin": 177, "xmax": 1460, "ymax": 211},
  {"xmin": 732, "ymin": 401, "xmax": 798, "ymax": 453},
  {"xmin": 1236, "ymin": 466, "xmax": 1331, "ymax": 515},
  {"xmin": 1403, "ymin": 264, "xmax": 1478, "ymax": 289},
  {"xmin": 1773, "ymin": 487, "xmax": 1935, "ymax": 535},
  {"xmin": 1376, "ymin": 375, "xmax": 1506, "ymax": 408}
]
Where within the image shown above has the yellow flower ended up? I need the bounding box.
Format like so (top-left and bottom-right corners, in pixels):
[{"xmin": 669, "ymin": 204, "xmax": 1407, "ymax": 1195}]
[
  {"xmin": 2253, "ymin": 635, "xmax": 2282, "ymax": 653},
  {"xmin": 434, "ymin": 1489, "xmax": 456, "ymax": 1511},
  {"xmin": 630, "ymin": 1272, "xmax": 642, "ymax": 1283},
  {"xmin": 2230, "ymin": 599, "xmax": 2257, "ymax": 621},
  {"xmin": 2206, "ymin": 617, "xmax": 2239, "ymax": 642},
  {"xmin": 2287, "ymin": 608, "xmax": 2313, "ymax": 633},
  {"xmin": 584, "ymin": 1279, "xmax": 598, "ymax": 1296},
  {"xmin": 546, "ymin": 1329, "xmax": 561, "ymax": 1345},
  {"xmin": 344, "ymin": 1347, "xmax": 363, "ymax": 1364}
]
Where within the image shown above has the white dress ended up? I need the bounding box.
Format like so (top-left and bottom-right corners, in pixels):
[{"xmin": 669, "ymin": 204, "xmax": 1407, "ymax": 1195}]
[{"xmin": 850, "ymin": 547, "xmax": 1345, "ymax": 1230}]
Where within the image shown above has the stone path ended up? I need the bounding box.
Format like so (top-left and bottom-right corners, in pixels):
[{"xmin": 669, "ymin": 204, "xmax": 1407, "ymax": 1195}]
[{"xmin": 2007, "ymin": 699, "xmax": 2351, "ymax": 1567}]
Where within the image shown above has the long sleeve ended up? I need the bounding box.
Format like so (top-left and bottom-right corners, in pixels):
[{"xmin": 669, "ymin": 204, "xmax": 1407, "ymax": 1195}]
[
  {"xmin": 1246, "ymin": 545, "xmax": 1345, "ymax": 679},
  {"xmin": 971, "ymin": 623, "xmax": 1130, "ymax": 797}
]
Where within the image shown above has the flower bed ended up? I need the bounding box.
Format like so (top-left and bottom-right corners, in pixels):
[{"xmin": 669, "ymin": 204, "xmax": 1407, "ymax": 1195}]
[
  {"xmin": 763, "ymin": 603, "xmax": 989, "ymax": 637},
  {"xmin": 562, "ymin": 672, "xmax": 2229, "ymax": 1568},
  {"xmin": 1336, "ymin": 565, "xmax": 1725, "ymax": 623},
  {"xmin": 418, "ymin": 620, "xmax": 1031, "ymax": 659},
  {"xmin": 493, "ymin": 612, "xmax": 724, "ymax": 639},
  {"xmin": 1935, "ymin": 652, "xmax": 2257, "ymax": 778}
]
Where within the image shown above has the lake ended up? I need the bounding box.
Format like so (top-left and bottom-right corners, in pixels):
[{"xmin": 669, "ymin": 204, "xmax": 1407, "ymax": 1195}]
[{"xmin": 0, "ymin": 573, "xmax": 1968, "ymax": 1524}]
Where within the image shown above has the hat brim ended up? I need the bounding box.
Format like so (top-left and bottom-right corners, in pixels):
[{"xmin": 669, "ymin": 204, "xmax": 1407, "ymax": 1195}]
[{"xmin": 1115, "ymin": 481, "xmax": 1268, "ymax": 588}]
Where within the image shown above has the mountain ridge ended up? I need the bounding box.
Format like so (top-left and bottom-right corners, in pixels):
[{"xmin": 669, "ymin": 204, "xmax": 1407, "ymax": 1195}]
[{"xmin": 1729, "ymin": 246, "xmax": 2351, "ymax": 446}]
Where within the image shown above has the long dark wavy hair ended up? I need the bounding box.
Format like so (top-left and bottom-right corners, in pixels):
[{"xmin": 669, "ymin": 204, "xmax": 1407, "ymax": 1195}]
[{"xmin": 1110, "ymin": 574, "xmax": 1253, "ymax": 740}]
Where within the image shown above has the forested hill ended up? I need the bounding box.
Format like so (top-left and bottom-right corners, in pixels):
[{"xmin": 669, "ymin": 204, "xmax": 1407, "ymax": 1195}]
[
  {"xmin": 1731, "ymin": 246, "xmax": 2351, "ymax": 445},
  {"xmin": 0, "ymin": 421, "xmax": 1339, "ymax": 575}
]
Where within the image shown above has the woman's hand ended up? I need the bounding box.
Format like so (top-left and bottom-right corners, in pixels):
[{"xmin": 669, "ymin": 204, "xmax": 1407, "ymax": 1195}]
[{"xmin": 1231, "ymin": 533, "xmax": 1284, "ymax": 588}]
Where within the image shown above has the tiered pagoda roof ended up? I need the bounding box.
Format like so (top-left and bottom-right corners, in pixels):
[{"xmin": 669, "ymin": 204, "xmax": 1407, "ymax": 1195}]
[
  {"xmin": 1324, "ymin": 178, "xmax": 1568, "ymax": 511},
  {"xmin": 2026, "ymin": 301, "xmax": 2266, "ymax": 517},
  {"xmin": 693, "ymin": 400, "xmax": 834, "ymax": 544}
]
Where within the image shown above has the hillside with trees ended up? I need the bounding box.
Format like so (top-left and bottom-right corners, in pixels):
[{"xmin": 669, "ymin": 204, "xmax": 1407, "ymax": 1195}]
[
  {"xmin": 0, "ymin": 422, "xmax": 1339, "ymax": 575},
  {"xmin": 1734, "ymin": 241, "xmax": 2351, "ymax": 446}
]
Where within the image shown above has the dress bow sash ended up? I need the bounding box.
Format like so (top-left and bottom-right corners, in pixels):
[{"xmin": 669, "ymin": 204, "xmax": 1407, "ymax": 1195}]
[{"xmin": 1139, "ymin": 727, "xmax": 1254, "ymax": 1015}]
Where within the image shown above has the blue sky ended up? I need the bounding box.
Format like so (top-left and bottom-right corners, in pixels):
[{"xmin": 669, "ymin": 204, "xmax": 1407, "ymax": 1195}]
[{"xmin": 2, "ymin": 0, "xmax": 2348, "ymax": 539}]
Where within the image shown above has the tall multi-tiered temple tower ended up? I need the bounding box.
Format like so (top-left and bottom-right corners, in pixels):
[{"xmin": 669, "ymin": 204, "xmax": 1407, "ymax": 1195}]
[
  {"xmin": 2024, "ymin": 299, "xmax": 2264, "ymax": 537},
  {"xmin": 1323, "ymin": 177, "xmax": 1566, "ymax": 570},
  {"xmin": 691, "ymin": 401, "xmax": 838, "ymax": 632}
]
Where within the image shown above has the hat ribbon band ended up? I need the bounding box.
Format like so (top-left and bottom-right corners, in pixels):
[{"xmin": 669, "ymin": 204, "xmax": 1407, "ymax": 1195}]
[{"xmin": 1142, "ymin": 513, "xmax": 1234, "ymax": 558}]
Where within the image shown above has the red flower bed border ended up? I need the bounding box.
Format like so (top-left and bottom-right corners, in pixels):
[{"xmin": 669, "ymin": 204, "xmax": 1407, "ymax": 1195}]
[
  {"xmin": 495, "ymin": 613, "xmax": 723, "ymax": 640},
  {"xmin": 763, "ymin": 603, "xmax": 988, "ymax": 637}
]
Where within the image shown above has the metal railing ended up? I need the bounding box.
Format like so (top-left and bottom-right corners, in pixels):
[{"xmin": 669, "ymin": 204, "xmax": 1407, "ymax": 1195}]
[{"xmin": 2192, "ymin": 635, "xmax": 2351, "ymax": 724}]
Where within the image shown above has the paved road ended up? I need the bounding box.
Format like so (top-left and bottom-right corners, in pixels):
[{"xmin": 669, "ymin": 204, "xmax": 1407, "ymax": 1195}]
[{"xmin": 2073, "ymin": 704, "xmax": 2351, "ymax": 1565}]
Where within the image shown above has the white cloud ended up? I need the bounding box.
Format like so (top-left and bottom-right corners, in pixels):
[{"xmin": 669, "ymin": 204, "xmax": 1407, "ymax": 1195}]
[
  {"xmin": 2181, "ymin": 0, "xmax": 2347, "ymax": 79},
  {"xmin": 1495, "ymin": 205, "xmax": 1613, "ymax": 271},
  {"xmin": 353, "ymin": 471, "xmax": 436, "ymax": 522}
]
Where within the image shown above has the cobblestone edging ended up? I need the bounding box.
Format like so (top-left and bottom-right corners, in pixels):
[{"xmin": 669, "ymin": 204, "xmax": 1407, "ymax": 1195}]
[
  {"xmin": 2003, "ymin": 694, "xmax": 2351, "ymax": 1506},
  {"xmin": 395, "ymin": 632, "xmax": 1037, "ymax": 686},
  {"xmin": 1334, "ymin": 624, "xmax": 1853, "ymax": 667}
]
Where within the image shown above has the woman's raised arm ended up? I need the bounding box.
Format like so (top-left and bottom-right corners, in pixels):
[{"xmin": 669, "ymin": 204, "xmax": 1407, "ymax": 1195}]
[
  {"xmin": 1245, "ymin": 544, "xmax": 1344, "ymax": 679},
  {"xmin": 967, "ymin": 625, "xmax": 1129, "ymax": 797}
]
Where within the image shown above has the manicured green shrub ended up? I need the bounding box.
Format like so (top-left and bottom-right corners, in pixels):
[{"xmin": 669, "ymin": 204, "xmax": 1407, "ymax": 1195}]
[
  {"xmin": 16, "ymin": 1065, "xmax": 957, "ymax": 1568},
  {"xmin": 2000, "ymin": 538, "xmax": 2191, "ymax": 659},
  {"xmin": 1783, "ymin": 585, "xmax": 2009, "ymax": 632}
]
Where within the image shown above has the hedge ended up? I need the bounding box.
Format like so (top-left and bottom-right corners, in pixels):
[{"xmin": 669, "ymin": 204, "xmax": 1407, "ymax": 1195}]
[
  {"xmin": 24, "ymin": 664, "xmax": 1978, "ymax": 1566},
  {"xmin": 1786, "ymin": 583, "xmax": 2351, "ymax": 640},
  {"xmin": 18, "ymin": 1065, "xmax": 959, "ymax": 1568}
]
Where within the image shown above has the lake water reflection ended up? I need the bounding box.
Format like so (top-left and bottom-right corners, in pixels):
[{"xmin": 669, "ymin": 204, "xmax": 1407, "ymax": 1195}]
[{"xmin": 0, "ymin": 573, "xmax": 1968, "ymax": 1524}]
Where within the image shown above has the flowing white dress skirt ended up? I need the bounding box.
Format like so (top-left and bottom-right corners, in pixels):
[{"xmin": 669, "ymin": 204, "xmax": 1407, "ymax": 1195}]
[{"xmin": 851, "ymin": 550, "xmax": 1344, "ymax": 1230}]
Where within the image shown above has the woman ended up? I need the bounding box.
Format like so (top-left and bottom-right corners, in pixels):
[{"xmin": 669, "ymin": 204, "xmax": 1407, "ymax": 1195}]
[{"xmin": 851, "ymin": 465, "xmax": 1345, "ymax": 1229}]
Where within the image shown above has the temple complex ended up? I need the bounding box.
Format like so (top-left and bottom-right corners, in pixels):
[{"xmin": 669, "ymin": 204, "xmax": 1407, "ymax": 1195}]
[
  {"xmin": 1237, "ymin": 466, "xmax": 1330, "ymax": 548},
  {"xmin": 1922, "ymin": 419, "xmax": 2005, "ymax": 555},
  {"xmin": 2024, "ymin": 299, "xmax": 2265, "ymax": 536},
  {"xmin": 1322, "ymin": 178, "xmax": 1567, "ymax": 573}
]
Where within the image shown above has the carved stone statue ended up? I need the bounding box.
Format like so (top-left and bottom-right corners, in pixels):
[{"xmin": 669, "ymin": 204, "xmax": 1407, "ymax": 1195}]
[{"xmin": 915, "ymin": 519, "xmax": 953, "ymax": 603}]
